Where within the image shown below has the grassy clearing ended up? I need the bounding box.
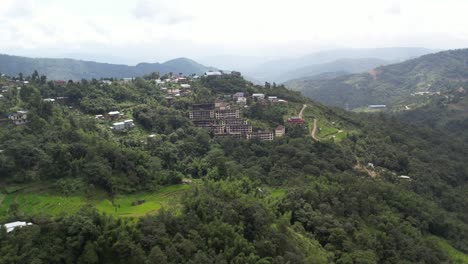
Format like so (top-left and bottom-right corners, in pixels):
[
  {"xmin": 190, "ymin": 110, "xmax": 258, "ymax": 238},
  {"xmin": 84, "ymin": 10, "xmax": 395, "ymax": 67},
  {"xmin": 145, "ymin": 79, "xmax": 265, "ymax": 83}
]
[
  {"xmin": 429, "ymin": 236, "xmax": 468, "ymax": 264},
  {"xmin": 0, "ymin": 184, "xmax": 192, "ymax": 220},
  {"xmin": 95, "ymin": 184, "xmax": 190, "ymax": 217},
  {"xmin": 269, "ymin": 188, "xmax": 287, "ymax": 200}
]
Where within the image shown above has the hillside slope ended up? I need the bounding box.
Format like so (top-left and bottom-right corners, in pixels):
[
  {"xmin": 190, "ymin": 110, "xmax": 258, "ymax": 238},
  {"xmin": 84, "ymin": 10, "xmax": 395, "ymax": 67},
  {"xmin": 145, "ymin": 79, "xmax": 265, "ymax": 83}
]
[
  {"xmin": 290, "ymin": 49, "xmax": 468, "ymax": 109},
  {"xmin": 0, "ymin": 54, "xmax": 216, "ymax": 80}
]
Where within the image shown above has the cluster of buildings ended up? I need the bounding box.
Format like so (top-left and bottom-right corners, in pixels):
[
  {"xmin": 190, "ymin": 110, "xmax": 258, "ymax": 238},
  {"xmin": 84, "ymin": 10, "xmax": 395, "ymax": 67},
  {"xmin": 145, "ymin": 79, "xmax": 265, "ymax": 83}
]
[
  {"xmin": 95, "ymin": 111, "xmax": 135, "ymax": 131},
  {"xmin": 189, "ymin": 102, "xmax": 285, "ymax": 141}
]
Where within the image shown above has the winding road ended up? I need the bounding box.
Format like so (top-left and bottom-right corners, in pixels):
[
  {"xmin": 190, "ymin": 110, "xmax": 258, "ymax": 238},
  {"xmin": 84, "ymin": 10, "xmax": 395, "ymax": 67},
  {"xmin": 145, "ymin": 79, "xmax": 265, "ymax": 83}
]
[
  {"xmin": 298, "ymin": 104, "xmax": 319, "ymax": 141},
  {"xmin": 298, "ymin": 104, "xmax": 307, "ymax": 118},
  {"xmin": 311, "ymin": 119, "xmax": 319, "ymax": 141}
]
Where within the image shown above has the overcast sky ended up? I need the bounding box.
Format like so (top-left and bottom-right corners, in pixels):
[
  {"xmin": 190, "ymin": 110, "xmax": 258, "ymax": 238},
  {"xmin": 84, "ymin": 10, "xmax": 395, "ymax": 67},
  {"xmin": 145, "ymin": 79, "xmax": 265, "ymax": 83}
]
[{"xmin": 1, "ymin": 0, "xmax": 468, "ymax": 64}]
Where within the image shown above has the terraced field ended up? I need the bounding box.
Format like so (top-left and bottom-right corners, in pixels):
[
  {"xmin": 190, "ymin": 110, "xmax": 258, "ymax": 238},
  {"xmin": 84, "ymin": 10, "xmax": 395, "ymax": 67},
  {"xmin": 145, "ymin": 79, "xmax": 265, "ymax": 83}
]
[{"xmin": 0, "ymin": 184, "xmax": 192, "ymax": 221}]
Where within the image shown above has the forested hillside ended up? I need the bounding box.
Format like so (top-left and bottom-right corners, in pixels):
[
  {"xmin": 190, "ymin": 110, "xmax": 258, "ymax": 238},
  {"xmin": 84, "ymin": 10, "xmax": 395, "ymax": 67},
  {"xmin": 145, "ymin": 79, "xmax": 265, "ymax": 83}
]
[
  {"xmin": 398, "ymin": 88, "xmax": 468, "ymax": 142},
  {"xmin": 288, "ymin": 49, "xmax": 468, "ymax": 110},
  {"xmin": 0, "ymin": 72, "xmax": 467, "ymax": 263},
  {"xmin": 0, "ymin": 54, "xmax": 216, "ymax": 80}
]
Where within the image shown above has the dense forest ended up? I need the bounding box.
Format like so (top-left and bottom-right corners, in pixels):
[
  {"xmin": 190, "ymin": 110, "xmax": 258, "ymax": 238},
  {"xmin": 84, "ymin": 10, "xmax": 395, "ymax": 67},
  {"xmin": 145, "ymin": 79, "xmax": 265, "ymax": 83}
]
[{"xmin": 0, "ymin": 71, "xmax": 467, "ymax": 263}]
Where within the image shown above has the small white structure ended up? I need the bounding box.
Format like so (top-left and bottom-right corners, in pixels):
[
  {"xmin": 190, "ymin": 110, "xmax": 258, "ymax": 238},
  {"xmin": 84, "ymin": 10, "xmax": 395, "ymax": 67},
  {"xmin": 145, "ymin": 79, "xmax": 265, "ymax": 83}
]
[
  {"xmin": 108, "ymin": 111, "xmax": 120, "ymax": 119},
  {"xmin": 101, "ymin": 80, "xmax": 112, "ymax": 85},
  {"xmin": 43, "ymin": 98, "xmax": 55, "ymax": 103},
  {"xmin": 368, "ymin": 105, "xmax": 387, "ymax": 109},
  {"xmin": 252, "ymin": 93, "xmax": 265, "ymax": 100},
  {"xmin": 124, "ymin": 119, "xmax": 135, "ymax": 129},
  {"xmin": 236, "ymin": 97, "xmax": 247, "ymax": 104},
  {"xmin": 180, "ymin": 84, "xmax": 191, "ymax": 89},
  {"xmin": 204, "ymin": 71, "xmax": 222, "ymax": 76},
  {"xmin": 23, "ymin": 81, "xmax": 29, "ymax": 84},
  {"xmin": 95, "ymin": 114, "xmax": 104, "ymax": 119},
  {"xmin": 268, "ymin": 96, "xmax": 278, "ymax": 102},
  {"xmin": 3, "ymin": 221, "xmax": 33, "ymax": 233},
  {"xmin": 0, "ymin": 94, "xmax": 4, "ymax": 99},
  {"xmin": 112, "ymin": 122, "xmax": 125, "ymax": 131},
  {"xmin": 399, "ymin": 175, "xmax": 411, "ymax": 180}
]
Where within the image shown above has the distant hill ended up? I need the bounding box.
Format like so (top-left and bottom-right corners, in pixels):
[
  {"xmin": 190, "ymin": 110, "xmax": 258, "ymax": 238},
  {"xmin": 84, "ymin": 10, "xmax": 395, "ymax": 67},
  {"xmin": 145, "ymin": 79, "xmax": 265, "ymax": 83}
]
[
  {"xmin": 246, "ymin": 47, "xmax": 436, "ymax": 82},
  {"xmin": 0, "ymin": 54, "xmax": 217, "ymax": 80},
  {"xmin": 281, "ymin": 58, "xmax": 388, "ymax": 84},
  {"xmin": 290, "ymin": 49, "xmax": 468, "ymax": 109}
]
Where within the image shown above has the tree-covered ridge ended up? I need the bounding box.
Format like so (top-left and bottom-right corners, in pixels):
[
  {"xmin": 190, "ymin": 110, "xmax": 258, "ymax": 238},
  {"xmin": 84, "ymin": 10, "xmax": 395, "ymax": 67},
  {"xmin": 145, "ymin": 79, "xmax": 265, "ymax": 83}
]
[
  {"xmin": 0, "ymin": 72, "xmax": 467, "ymax": 263},
  {"xmin": 0, "ymin": 54, "xmax": 217, "ymax": 80},
  {"xmin": 288, "ymin": 48, "xmax": 468, "ymax": 110}
]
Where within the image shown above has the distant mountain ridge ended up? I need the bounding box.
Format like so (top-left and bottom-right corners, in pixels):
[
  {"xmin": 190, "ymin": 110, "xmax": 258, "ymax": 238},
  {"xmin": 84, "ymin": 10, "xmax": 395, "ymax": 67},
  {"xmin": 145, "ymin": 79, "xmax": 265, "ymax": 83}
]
[
  {"xmin": 289, "ymin": 48, "xmax": 468, "ymax": 109},
  {"xmin": 0, "ymin": 54, "xmax": 217, "ymax": 80},
  {"xmin": 246, "ymin": 47, "xmax": 436, "ymax": 82},
  {"xmin": 280, "ymin": 58, "xmax": 389, "ymax": 83}
]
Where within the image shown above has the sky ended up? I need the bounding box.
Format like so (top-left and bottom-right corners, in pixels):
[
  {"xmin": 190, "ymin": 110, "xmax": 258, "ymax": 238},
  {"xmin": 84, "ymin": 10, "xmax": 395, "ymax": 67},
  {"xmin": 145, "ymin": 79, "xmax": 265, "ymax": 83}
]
[{"xmin": 1, "ymin": 0, "xmax": 468, "ymax": 65}]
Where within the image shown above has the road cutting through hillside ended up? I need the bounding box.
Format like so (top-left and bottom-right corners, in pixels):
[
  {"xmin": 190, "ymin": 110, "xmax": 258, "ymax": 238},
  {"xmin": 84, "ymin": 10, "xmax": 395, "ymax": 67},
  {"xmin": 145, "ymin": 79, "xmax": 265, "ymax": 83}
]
[
  {"xmin": 298, "ymin": 104, "xmax": 307, "ymax": 118},
  {"xmin": 311, "ymin": 119, "xmax": 319, "ymax": 141}
]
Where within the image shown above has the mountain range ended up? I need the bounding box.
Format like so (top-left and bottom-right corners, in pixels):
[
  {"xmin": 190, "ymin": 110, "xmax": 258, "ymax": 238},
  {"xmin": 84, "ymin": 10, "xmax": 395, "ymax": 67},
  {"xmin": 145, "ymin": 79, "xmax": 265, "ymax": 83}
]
[
  {"xmin": 236, "ymin": 47, "xmax": 436, "ymax": 83},
  {"xmin": 0, "ymin": 54, "xmax": 217, "ymax": 80},
  {"xmin": 286, "ymin": 48, "xmax": 468, "ymax": 110}
]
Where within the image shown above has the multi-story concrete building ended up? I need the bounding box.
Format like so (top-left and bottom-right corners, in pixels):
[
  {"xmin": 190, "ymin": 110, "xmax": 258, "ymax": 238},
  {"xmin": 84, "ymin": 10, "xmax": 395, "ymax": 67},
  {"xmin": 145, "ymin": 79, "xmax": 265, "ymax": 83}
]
[{"xmin": 247, "ymin": 131, "xmax": 274, "ymax": 141}]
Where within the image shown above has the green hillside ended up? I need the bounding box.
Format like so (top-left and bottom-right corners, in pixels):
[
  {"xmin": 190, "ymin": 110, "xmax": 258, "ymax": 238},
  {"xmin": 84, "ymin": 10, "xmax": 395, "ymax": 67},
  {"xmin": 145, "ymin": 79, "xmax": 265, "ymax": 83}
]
[
  {"xmin": 0, "ymin": 71, "xmax": 467, "ymax": 263},
  {"xmin": 288, "ymin": 49, "xmax": 468, "ymax": 110},
  {"xmin": 0, "ymin": 54, "xmax": 216, "ymax": 80}
]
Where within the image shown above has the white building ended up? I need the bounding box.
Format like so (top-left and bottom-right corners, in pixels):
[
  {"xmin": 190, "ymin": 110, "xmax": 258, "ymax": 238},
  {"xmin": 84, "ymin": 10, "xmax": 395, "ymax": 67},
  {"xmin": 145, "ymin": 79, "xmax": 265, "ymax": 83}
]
[
  {"xmin": 124, "ymin": 119, "xmax": 135, "ymax": 129},
  {"xmin": 252, "ymin": 93, "xmax": 265, "ymax": 100},
  {"xmin": 108, "ymin": 111, "xmax": 121, "ymax": 119},
  {"xmin": 180, "ymin": 84, "xmax": 191, "ymax": 89},
  {"xmin": 3, "ymin": 221, "xmax": 33, "ymax": 233},
  {"xmin": 112, "ymin": 122, "xmax": 125, "ymax": 131},
  {"xmin": 268, "ymin": 96, "xmax": 278, "ymax": 102},
  {"xmin": 43, "ymin": 98, "xmax": 55, "ymax": 103},
  {"xmin": 236, "ymin": 97, "xmax": 247, "ymax": 104},
  {"xmin": 204, "ymin": 71, "xmax": 222, "ymax": 76}
]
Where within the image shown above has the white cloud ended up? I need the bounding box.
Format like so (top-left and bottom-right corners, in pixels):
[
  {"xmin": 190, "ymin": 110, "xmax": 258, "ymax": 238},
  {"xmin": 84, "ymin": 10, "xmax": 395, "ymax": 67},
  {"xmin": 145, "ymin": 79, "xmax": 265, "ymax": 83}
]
[{"xmin": 0, "ymin": 0, "xmax": 467, "ymax": 63}]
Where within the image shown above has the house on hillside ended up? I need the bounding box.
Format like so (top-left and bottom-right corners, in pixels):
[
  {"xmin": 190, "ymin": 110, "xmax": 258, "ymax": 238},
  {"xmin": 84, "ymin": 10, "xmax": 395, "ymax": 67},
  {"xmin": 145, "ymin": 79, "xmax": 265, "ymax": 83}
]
[
  {"xmin": 287, "ymin": 117, "xmax": 304, "ymax": 124},
  {"xmin": 43, "ymin": 98, "xmax": 55, "ymax": 103},
  {"xmin": 275, "ymin": 125, "xmax": 285, "ymax": 137},
  {"xmin": 124, "ymin": 119, "xmax": 135, "ymax": 129},
  {"xmin": 8, "ymin": 111, "xmax": 29, "ymax": 125},
  {"xmin": 252, "ymin": 93, "xmax": 265, "ymax": 100},
  {"xmin": 112, "ymin": 122, "xmax": 125, "ymax": 131},
  {"xmin": 180, "ymin": 84, "xmax": 191, "ymax": 89},
  {"xmin": 204, "ymin": 71, "xmax": 222, "ymax": 76},
  {"xmin": 268, "ymin": 96, "xmax": 278, "ymax": 102},
  {"xmin": 108, "ymin": 111, "xmax": 121, "ymax": 119},
  {"xmin": 3, "ymin": 221, "xmax": 33, "ymax": 233},
  {"xmin": 233, "ymin": 92, "xmax": 245, "ymax": 100}
]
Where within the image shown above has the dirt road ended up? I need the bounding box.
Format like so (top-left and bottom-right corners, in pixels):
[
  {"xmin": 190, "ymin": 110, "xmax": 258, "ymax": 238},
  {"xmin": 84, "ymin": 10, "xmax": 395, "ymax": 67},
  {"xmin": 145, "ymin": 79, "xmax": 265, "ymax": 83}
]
[
  {"xmin": 298, "ymin": 104, "xmax": 307, "ymax": 118},
  {"xmin": 311, "ymin": 118, "xmax": 319, "ymax": 141}
]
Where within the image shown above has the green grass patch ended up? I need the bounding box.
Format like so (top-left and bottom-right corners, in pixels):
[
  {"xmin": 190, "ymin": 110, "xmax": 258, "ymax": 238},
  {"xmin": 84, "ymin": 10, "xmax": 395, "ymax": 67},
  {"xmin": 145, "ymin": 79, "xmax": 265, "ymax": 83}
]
[
  {"xmin": 0, "ymin": 184, "xmax": 192, "ymax": 220},
  {"xmin": 95, "ymin": 184, "xmax": 190, "ymax": 217},
  {"xmin": 429, "ymin": 236, "xmax": 468, "ymax": 264},
  {"xmin": 269, "ymin": 188, "xmax": 287, "ymax": 200}
]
